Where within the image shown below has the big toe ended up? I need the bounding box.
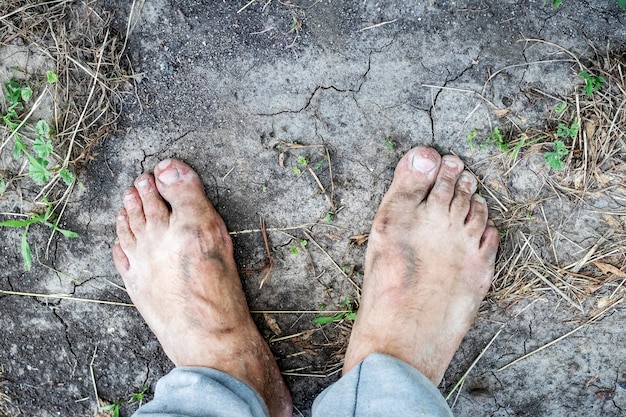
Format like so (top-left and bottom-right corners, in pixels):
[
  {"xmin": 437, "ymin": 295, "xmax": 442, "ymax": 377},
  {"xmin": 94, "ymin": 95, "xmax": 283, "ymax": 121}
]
[
  {"xmin": 385, "ymin": 147, "xmax": 442, "ymax": 204},
  {"xmin": 153, "ymin": 159, "xmax": 213, "ymax": 217}
]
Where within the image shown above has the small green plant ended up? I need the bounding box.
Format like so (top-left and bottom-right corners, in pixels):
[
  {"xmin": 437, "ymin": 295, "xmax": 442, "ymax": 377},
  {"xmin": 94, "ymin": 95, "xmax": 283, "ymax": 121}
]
[
  {"xmin": 3, "ymin": 79, "xmax": 32, "ymax": 129},
  {"xmin": 101, "ymin": 402, "xmax": 121, "ymax": 417},
  {"xmin": 578, "ymin": 71, "xmax": 605, "ymax": 98},
  {"xmin": 510, "ymin": 133, "xmax": 547, "ymax": 161},
  {"xmin": 466, "ymin": 129, "xmax": 478, "ymax": 151},
  {"xmin": 546, "ymin": 0, "xmax": 625, "ymax": 8},
  {"xmin": 554, "ymin": 102, "xmax": 568, "ymax": 114},
  {"xmin": 3, "ymin": 75, "xmax": 73, "ymax": 186},
  {"xmin": 0, "ymin": 199, "xmax": 78, "ymax": 270},
  {"xmin": 128, "ymin": 385, "xmax": 149, "ymax": 405},
  {"xmin": 313, "ymin": 297, "xmax": 357, "ymax": 325},
  {"xmin": 485, "ymin": 127, "xmax": 508, "ymax": 152},
  {"xmin": 545, "ymin": 0, "xmax": 563, "ymax": 8},
  {"xmin": 383, "ymin": 137, "xmax": 395, "ymax": 150},
  {"xmin": 468, "ymin": 128, "xmax": 509, "ymax": 153},
  {"xmin": 292, "ymin": 156, "xmax": 307, "ymax": 176},
  {"xmin": 100, "ymin": 386, "xmax": 148, "ymax": 417},
  {"xmin": 545, "ymin": 140, "xmax": 568, "ymax": 170},
  {"xmin": 45, "ymin": 70, "xmax": 58, "ymax": 84},
  {"xmin": 290, "ymin": 239, "xmax": 307, "ymax": 254},
  {"xmin": 324, "ymin": 210, "xmax": 334, "ymax": 222},
  {"xmin": 556, "ymin": 120, "xmax": 579, "ymax": 139}
]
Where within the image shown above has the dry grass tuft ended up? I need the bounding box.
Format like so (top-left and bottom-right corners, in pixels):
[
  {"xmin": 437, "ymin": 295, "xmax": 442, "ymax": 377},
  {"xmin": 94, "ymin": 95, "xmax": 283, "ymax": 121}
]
[
  {"xmin": 0, "ymin": 0, "xmax": 129, "ymax": 264},
  {"xmin": 0, "ymin": 0, "xmax": 128, "ymax": 212},
  {"xmin": 484, "ymin": 49, "xmax": 626, "ymax": 311}
]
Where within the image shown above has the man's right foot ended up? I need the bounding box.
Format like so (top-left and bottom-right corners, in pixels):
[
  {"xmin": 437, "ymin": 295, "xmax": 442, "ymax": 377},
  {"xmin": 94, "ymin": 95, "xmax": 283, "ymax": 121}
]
[
  {"xmin": 343, "ymin": 146, "xmax": 500, "ymax": 385},
  {"xmin": 112, "ymin": 159, "xmax": 292, "ymax": 417}
]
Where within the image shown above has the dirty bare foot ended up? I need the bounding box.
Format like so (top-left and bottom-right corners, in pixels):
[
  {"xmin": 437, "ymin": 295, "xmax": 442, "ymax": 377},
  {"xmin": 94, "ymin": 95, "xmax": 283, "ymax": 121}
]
[
  {"xmin": 343, "ymin": 147, "xmax": 500, "ymax": 385},
  {"xmin": 112, "ymin": 159, "xmax": 292, "ymax": 417}
]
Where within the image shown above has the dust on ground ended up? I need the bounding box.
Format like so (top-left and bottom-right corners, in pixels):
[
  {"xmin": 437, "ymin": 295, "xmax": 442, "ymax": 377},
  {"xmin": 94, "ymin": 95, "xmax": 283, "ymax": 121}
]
[{"xmin": 1, "ymin": 1, "xmax": 626, "ymax": 416}]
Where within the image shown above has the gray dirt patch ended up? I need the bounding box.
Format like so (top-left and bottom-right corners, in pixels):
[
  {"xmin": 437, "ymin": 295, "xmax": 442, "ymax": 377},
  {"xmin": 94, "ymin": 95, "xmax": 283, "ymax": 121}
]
[{"xmin": 1, "ymin": 1, "xmax": 626, "ymax": 416}]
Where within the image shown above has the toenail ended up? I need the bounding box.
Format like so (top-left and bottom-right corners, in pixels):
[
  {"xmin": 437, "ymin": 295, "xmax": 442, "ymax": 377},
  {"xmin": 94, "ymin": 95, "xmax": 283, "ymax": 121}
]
[
  {"xmin": 124, "ymin": 193, "xmax": 138, "ymax": 207},
  {"xmin": 136, "ymin": 178, "xmax": 149, "ymax": 189},
  {"xmin": 410, "ymin": 155, "xmax": 437, "ymax": 173},
  {"xmin": 158, "ymin": 167, "xmax": 180, "ymax": 185},
  {"xmin": 459, "ymin": 172, "xmax": 476, "ymax": 187},
  {"xmin": 157, "ymin": 159, "xmax": 172, "ymax": 170},
  {"xmin": 443, "ymin": 158, "xmax": 458, "ymax": 169},
  {"xmin": 472, "ymin": 194, "xmax": 486, "ymax": 204}
]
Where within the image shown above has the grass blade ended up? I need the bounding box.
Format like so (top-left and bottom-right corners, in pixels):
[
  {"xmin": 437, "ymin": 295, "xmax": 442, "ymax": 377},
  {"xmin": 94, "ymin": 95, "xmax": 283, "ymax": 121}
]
[{"xmin": 21, "ymin": 227, "xmax": 32, "ymax": 271}]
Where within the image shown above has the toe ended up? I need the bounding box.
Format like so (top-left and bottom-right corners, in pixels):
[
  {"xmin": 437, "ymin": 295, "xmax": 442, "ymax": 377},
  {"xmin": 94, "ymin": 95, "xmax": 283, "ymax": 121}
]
[
  {"xmin": 153, "ymin": 159, "xmax": 215, "ymax": 220},
  {"xmin": 116, "ymin": 208, "xmax": 135, "ymax": 250},
  {"xmin": 450, "ymin": 171, "xmax": 478, "ymax": 220},
  {"xmin": 112, "ymin": 240, "xmax": 130, "ymax": 274},
  {"xmin": 113, "ymin": 209, "xmax": 133, "ymax": 274},
  {"xmin": 480, "ymin": 225, "xmax": 500, "ymax": 262},
  {"xmin": 465, "ymin": 194, "xmax": 489, "ymax": 226},
  {"xmin": 382, "ymin": 147, "xmax": 442, "ymax": 205},
  {"xmin": 134, "ymin": 174, "xmax": 169, "ymax": 226},
  {"xmin": 123, "ymin": 188, "xmax": 146, "ymax": 233},
  {"xmin": 428, "ymin": 155, "xmax": 464, "ymax": 207}
]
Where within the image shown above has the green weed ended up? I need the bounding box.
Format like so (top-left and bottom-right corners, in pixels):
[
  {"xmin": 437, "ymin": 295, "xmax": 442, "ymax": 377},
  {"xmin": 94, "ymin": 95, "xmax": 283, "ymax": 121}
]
[
  {"xmin": 556, "ymin": 120, "xmax": 579, "ymax": 139},
  {"xmin": 554, "ymin": 102, "xmax": 568, "ymax": 114},
  {"xmin": 0, "ymin": 199, "xmax": 77, "ymax": 270},
  {"xmin": 466, "ymin": 129, "xmax": 478, "ymax": 151},
  {"xmin": 578, "ymin": 71, "xmax": 605, "ymax": 98},
  {"xmin": 545, "ymin": 140, "xmax": 568, "ymax": 170},
  {"xmin": 290, "ymin": 239, "xmax": 307, "ymax": 254},
  {"xmin": 292, "ymin": 156, "xmax": 307, "ymax": 176},
  {"xmin": 509, "ymin": 134, "xmax": 545, "ymax": 161},
  {"xmin": 468, "ymin": 128, "xmax": 510, "ymax": 153},
  {"xmin": 3, "ymin": 76, "xmax": 74, "ymax": 186},
  {"xmin": 100, "ymin": 386, "xmax": 148, "ymax": 417},
  {"xmin": 100, "ymin": 402, "xmax": 121, "ymax": 417},
  {"xmin": 313, "ymin": 297, "xmax": 357, "ymax": 325},
  {"xmin": 128, "ymin": 386, "xmax": 149, "ymax": 405},
  {"xmin": 485, "ymin": 127, "xmax": 508, "ymax": 152},
  {"xmin": 547, "ymin": 0, "xmax": 625, "ymax": 8},
  {"xmin": 383, "ymin": 137, "xmax": 395, "ymax": 150}
]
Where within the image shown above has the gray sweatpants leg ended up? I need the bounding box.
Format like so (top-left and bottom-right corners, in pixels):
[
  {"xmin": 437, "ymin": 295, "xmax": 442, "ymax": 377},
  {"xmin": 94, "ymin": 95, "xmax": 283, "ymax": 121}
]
[
  {"xmin": 133, "ymin": 353, "xmax": 452, "ymax": 417},
  {"xmin": 312, "ymin": 353, "xmax": 453, "ymax": 417}
]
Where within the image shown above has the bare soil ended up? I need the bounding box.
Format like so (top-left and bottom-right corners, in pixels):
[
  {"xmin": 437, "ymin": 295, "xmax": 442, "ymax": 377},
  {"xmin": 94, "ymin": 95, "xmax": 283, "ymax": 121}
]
[{"xmin": 1, "ymin": 1, "xmax": 626, "ymax": 416}]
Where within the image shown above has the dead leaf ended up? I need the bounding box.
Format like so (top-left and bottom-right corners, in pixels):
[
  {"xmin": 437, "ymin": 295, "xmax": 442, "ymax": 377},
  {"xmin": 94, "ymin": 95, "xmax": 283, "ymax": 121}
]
[
  {"xmin": 493, "ymin": 108, "xmax": 510, "ymax": 118},
  {"xmin": 585, "ymin": 119, "xmax": 597, "ymax": 139},
  {"xmin": 602, "ymin": 214, "xmax": 621, "ymax": 229},
  {"xmin": 323, "ymin": 233, "xmax": 342, "ymax": 241},
  {"xmin": 593, "ymin": 261, "xmax": 626, "ymax": 278},
  {"xmin": 263, "ymin": 313, "xmax": 282, "ymax": 336},
  {"xmin": 584, "ymin": 374, "xmax": 600, "ymax": 388},
  {"xmin": 573, "ymin": 174, "xmax": 585, "ymax": 190},
  {"xmin": 349, "ymin": 234, "xmax": 369, "ymax": 245},
  {"xmin": 278, "ymin": 152, "xmax": 285, "ymax": 168},
  {"xmin": 594, "ymin": 172, "xmax": 612, "ymax": 186}
]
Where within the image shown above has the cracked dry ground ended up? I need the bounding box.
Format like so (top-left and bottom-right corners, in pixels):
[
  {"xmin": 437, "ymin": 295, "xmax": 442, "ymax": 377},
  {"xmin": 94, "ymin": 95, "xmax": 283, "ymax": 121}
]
[{"xmin": 2, "ymin": 1, "xmax": 626, "ymax": 416}]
